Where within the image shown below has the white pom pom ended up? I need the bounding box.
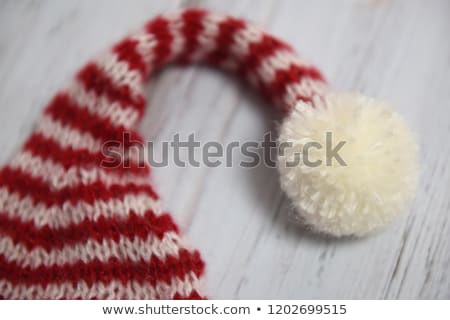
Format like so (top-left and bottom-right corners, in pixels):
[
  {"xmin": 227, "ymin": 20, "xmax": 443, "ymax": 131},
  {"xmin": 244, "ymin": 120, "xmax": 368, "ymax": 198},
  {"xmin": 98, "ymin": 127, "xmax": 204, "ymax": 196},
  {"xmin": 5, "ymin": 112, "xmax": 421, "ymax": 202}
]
[{"xmin": 277, "ymin": 93, "xmax": 419, "ymax": 237}]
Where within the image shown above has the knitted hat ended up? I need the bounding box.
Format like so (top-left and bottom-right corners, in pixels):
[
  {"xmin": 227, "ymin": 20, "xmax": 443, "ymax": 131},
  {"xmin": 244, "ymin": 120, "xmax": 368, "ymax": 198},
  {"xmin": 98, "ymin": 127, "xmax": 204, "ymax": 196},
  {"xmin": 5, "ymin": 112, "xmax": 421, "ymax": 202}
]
[{"xmin": 0, "ymin": 9, "xmax": 418, "ymax": 299}]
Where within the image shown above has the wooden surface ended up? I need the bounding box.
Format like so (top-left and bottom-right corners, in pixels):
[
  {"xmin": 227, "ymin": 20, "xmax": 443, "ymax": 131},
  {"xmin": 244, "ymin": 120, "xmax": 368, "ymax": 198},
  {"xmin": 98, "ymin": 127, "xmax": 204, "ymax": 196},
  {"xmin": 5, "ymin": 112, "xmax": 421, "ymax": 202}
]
[{"xmin": 0, "ymin": 0, "xmax": 449, "ymax": 299}]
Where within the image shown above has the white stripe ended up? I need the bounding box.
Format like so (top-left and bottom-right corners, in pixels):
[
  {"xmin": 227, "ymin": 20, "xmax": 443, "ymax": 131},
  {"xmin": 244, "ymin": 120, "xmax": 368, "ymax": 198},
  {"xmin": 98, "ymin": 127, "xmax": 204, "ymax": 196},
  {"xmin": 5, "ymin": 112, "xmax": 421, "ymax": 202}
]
[
  {"xmin": 9, "ymin": 151, "xmax": 150, "ymax": 190},
  {"xmin": 189, "ymin": 13, "xmax": 225, "ymax": 61},
  {"xmin": 0, "ymin": 231, "xmax": 189, "ymax": 269},
  {"xmin": 0, "ymin": 188, "xmax": 162, "ymax": 229},
  {"xmin": 0, "ymin": 272, "xmax": 202, "ymax": 299},
  {"xmin": 221, "ymin": 23, "xmax": 265, "ymax": 78},
  {"xmin": 229, "ymin": 23, "xmax": 264, "ymax": 60},
  {"xmin": 95, "ymin": 51, "xmax": 143, "ymax": 95},
  {"xmin": 66, "ymin": 81, "xmax": 140, "ymax": 128},
  {"xmin": 283, "ymin": 77, "xmax": 329, "ymax": 108},
  {"xmin": 36, "ymin": 115, "xmax": 102, "ymax": 153},
  {"xmin": 257, "ymin": 49, "xmax": 312, "ymax": 84},
  {"xmin": 164, "ymin": 12, "xmax": 186, "ymax": 61},
  {"xmin": 131, "ymin": 29, "xmax": 158, "ymax": 67},
  {"xmin": 35, "ymin": 115, "xmax": 145, "ymax": 169}
]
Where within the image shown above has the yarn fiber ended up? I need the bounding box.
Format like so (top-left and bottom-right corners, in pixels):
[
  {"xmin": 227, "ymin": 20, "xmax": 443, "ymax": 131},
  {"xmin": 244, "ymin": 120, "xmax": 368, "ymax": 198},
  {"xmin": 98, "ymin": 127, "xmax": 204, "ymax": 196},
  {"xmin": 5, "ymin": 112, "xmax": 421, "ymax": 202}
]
[{"xmin": 0, "ymin": 9, "xmax": 325, "ymax": 299}]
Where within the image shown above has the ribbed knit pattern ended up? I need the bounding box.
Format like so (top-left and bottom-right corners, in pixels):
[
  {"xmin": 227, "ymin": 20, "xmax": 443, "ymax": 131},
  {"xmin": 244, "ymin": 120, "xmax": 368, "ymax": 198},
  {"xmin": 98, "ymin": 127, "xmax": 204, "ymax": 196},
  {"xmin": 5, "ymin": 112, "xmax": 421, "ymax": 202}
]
[{"xmin": 0, "ymin": 9, "xmax": 326, "ymax": 299}]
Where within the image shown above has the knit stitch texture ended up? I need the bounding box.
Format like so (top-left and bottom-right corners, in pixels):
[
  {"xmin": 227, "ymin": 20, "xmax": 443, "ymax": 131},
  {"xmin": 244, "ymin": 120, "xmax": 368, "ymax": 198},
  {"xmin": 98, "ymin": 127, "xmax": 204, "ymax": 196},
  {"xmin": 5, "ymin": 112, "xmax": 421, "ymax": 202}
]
[{"xmin": 0, "ymin": 9, "xmax": 326, "ymax": 299}]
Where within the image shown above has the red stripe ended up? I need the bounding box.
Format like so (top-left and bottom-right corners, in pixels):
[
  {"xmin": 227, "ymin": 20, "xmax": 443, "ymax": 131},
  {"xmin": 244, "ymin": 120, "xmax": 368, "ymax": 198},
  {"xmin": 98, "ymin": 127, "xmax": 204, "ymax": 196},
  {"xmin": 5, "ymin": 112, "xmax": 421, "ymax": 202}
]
[
  {"xmin": 0, "ymin": 249, "xmax": 205, "ymax": 287},
  {"xmin": 24, "ymin": 131, "xmax": 100, "ymax": 168},
  {"xmin": 0, "ymin": 167, "xmax": 158, "ymax": 207},
  {"xmin": 262, "ymin": 65, "xmax": 325, "ymax": 104},
  {"xmin": 234, "ymin": 32, "xmax": 325, "ymax": 103},
  {"xmin": 238, "ymin": 33, "xmax": 292, "ymax": 80},
  {"xmin": 0, "ymin": 210, "xmax": 177, "ymax": 251},
  {"xmin": 23, "ymin": 132, "xmax": 149, "ymax": 175},
  {"xmin": 173, "ymin": 290, "xmax": 205, "ymax": 300},
  {"xmin": 203, "ymin": 21, "xmax": 321, "ymax": 105},
  {"xmin": 45, "ymin": 93, "xmax": 143, "ymax": 145},
  {"xmin": 113, "ymin": 37, "xmax": 148, "ymax": 76},
  {"xmin": 145, "ymin": 16, "xmax": 173, "ymax": 70},
  {"xmin": 76, "ymin": 63, "xmax": 146, "ymax": 115},
  {"xmin": 70, "ymin": 288, "xmax": 205, "ymax": 300},
  {"xmin": 206, "ymin": 16, "xmax": 246, "ymax": 66},
  {"xmin": 177, "ymin": 9, "xmax": 207, "ymax": 63}
]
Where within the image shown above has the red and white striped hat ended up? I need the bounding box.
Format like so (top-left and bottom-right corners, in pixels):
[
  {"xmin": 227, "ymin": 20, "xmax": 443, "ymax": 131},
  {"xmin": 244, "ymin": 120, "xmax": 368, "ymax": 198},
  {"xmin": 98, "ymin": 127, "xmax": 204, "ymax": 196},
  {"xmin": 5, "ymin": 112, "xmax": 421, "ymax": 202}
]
[{"xmin": 0, "ymin": 9, "xmax": 418, "ymax": 299}]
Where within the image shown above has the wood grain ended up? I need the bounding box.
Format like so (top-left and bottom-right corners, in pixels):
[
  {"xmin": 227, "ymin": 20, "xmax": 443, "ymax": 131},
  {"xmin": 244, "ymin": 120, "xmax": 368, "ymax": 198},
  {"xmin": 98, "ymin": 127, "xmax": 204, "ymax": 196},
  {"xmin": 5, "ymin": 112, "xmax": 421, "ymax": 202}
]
[{"xmin": 0, "ymin": 0, "xmax": 448, "ymax": 299}]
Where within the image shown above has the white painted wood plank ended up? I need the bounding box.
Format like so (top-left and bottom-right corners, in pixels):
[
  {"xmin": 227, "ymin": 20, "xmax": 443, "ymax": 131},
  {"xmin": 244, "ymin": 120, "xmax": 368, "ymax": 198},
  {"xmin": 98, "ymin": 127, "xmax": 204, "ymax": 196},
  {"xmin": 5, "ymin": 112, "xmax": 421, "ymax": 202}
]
[{"xmin": 0, "ymin": 0, "xmax": 448, "ymax": 299}]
